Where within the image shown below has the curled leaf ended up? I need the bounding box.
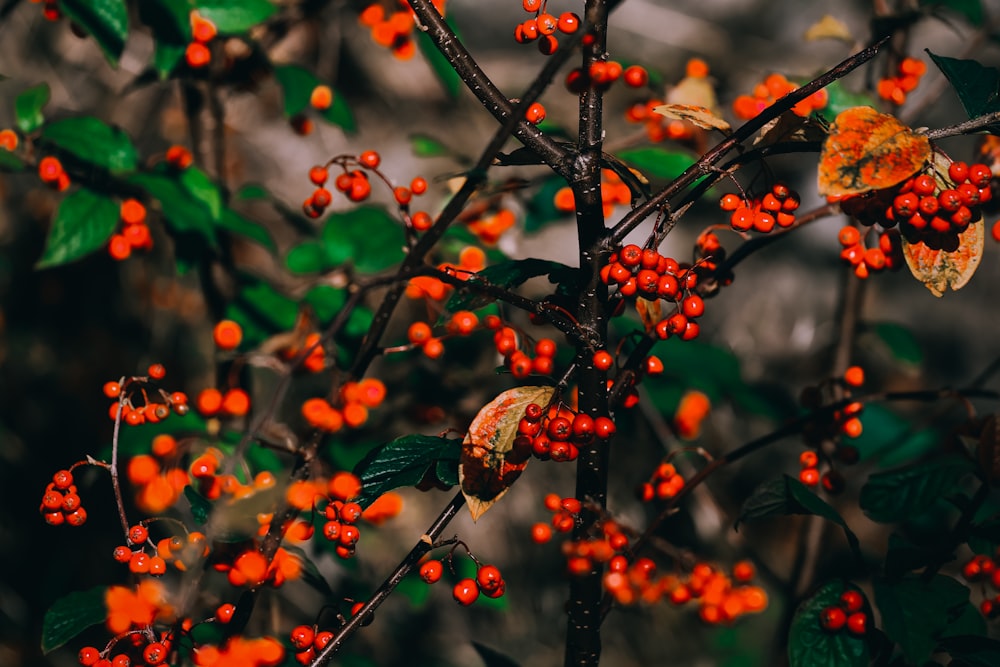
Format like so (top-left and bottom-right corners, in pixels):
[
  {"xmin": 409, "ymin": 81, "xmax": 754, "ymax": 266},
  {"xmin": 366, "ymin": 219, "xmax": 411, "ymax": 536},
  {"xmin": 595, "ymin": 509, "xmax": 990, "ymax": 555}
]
[
  {"xmin": 652, "ymin": 104, "xmax": 731, "ymax": 132},
  {"xmin": 818, "ymin": 106, "xmax": 930, "ymax": 197},
  {"xmin": 460, "ymin": 386, "xmax": 555, "ymax": 521}
]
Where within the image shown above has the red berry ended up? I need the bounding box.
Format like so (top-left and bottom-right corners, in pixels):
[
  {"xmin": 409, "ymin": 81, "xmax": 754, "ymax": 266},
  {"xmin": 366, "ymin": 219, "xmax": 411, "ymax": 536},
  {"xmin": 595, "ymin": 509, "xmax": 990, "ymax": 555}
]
[
  {"xmin": 143, "ymin": 642, "xmax": 167, "ymax": 666},
  {"xmin": 453, "ymin": 578, "xmax": 480, "ymax": 605},
  {"xmin": 623, "ymin": 65, "xmax": 648, "ymax": 88},
  {"xmin": 216, "ymin": 603, "xmax": 235, "ymax": 623},
  {"xmin": 557, "ymin": 12, "xmax": 580, "ymax": 34},
  {"xmin": 593, "ymin": 350, "xmax": 613, "ymax": 371},
  {"xmin": 358, "ymin": 150, "xmax": 380, "ymax": 168},
  {"xmin": 419, "ymin": 559, "xmax": 444, "ymax": 584},
  {"xmin": 79, "ymin": 646, "xmax": 101, "ymax": 666},
  {"xmin": 128, "ymin": 524, "xmax": 149, "ymax": 544},
  {"xmin": 309, "ymin": 166, "xmax": 328, "ymax": 185},
  {"xmin": 846, "ymin": 611, "xmax": 867, "ymax": 635},
  {"xmin": 476, "ymin": 564, "xmax": 503, "ymax": 592},
  {"xmin": 290, "ymin": 625, "xmax": 315, "ymax": 650},
  {"xmin": 819, "ymin": 606, "xmax": 847, "ymax": 631},
  {"xmin": 594, "ymin": 416, "xmax": 616, "ymax": 439},
  {"xmin": 839, "ymin": 590, "xmax": 864, "ymax": 613},
  {"xmin": 525, "ymin": 102, "xmax": 546, "ymax": 125}
]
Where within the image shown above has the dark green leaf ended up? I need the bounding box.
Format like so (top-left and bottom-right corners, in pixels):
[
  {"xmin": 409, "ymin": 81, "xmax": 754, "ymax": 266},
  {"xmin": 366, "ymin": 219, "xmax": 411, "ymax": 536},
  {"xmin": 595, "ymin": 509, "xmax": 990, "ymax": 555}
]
[
  {"xmin": 927, "ymin": 51, "xmax": 1000, "ymax": 124},
  {"xmin": 523, "ymin": 177, "xmax": 570, "ymax": 233},
  {"xmin": 217, "ymin": 208, "xmax": 275, "ymax": 250},
  {"xmin": 415, "ymin": 19, "xmax": 461, "ymax": 98},
  {"xmin": 305, "ymin": 285, "xmax": 346, "ymax": 322},
  {"xmin": 410, "ymin": 133, "xmax": 450, "ymax": 158},
  {"xmin": 322, "ymin": 206, "xmax": 405, "ymax": 273},
  {"xmin": 0, "ymin": 149, "xmax": 25, "ymax": 171},
  {"xmin": 860, "ymin": 455, "xmax": 975, "ymax": 523},
  {"xmin": 867, "ymin": 321, "xmax": 923, "ymax": 366},
  {"xmin": 273, "ymin": 65, "xmax": 317, "ymax": 117},
  {"xmin": 616, "ymin": 147, "xmax": 696, "ymax": 181},
  {"xmin": 445, "ymin": 259, "xmax": 576, "ymax": 311},
  {"xmin": 472, "ymin": 642, "xmax": 521, "ymax": 667},
  {"xmin": 184, "ymin": 485, "xmax": 212, "ymax": 524},
  {"xmin": 152, "ymin": 43, "xmax": 185, "ymax": 78},
  {"xmin": 180, "ymin": 166, "xmax": 222, "ymax": 221},
  {"xmin": 353, "ymin": 435, "xmax": 461, "ymax": 508},
  {"xmin": 139, "ymin": 0, "xmax": 190, "ymax": 77},
  {"xmin": 36, "ymin": 188, "xmax": 119, "ymax": 268},
  {"xmin": 789, "ymin": 581, "xmax": 869, "ymax": 667},
  {"xmin": 286, "ymin": 241, "xmax": 330, "ymax": 274},
  {"xmin": 436, "ymin": 457, "xmax": 458, "ymax": 486},
  {"xmin": 233, "ymin": 279, "xmax": 298, "ymax": 333},
  {"xmin": 874, "ymin": 574, "xmax": 980, "ymax": 665},
  {"xmin": 235, "ymin": 184, "xmax": 269, "ymax": 200},
  {"xmin": 59, "ymin": 0, "xmax": 128, "ymax": 65},
  {"xmin": 968, "ymin": 517, "xmax": 1000, "ymax": 554},
  {"xmin": 15, "ymin": 83, "xmax": 49, "ymax": 133},
  {"xmin": 42, "ymin": 117, "xmax": 137, "ymax": 172},
  {"xmin": 194, "ymin": 0, "xmax": 276, "ymax": 33},
  {"xmin": 936, "ymin": 635, "xmax": 1000, "ymax": 667},
  {"xmin": 344, "ymin": 305, "xmax": 373, "ymax": 338},
  {"xmin": 845, "ymin": 404, "xmax": 940, "ymax": 466},
  {"xmin": 738, "ymin": 475, "xmax": 861, "ymax": 560},
  {"xmin": 319, "ymin": 87, "xmax": 356, "ymax": 133},
  {"xmin": 395, "ymin": 573, "xmax": 431, "ymax": 608},
  {"xmin": 884, "ymin": 533, "xmax": 938, "ymax": 578},
  {"xmin": 128, "ymin": 172, "xmax": 217, "ymax": 247},
  {"xmin": 921, "ymin": 0, "xmax": 984, "ymax": 25},
  {"xmin": 42, "ymin": 586, "xmax": 107, "ymax": 654}
]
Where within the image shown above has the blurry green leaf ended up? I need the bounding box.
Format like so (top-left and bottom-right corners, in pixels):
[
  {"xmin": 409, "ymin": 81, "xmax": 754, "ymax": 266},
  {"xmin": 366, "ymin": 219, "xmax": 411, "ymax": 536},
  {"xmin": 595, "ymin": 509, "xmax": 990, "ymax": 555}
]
[
  {"xmin": 921, "ymin": 0, "xmax": 984, "ymax": 25},
  {"xmin": 353, "ymin": 435, "xmax": 461, "ymax": 508},
  {"xmin": 42, "ymin": 117, "xmax": 137, "ymax": 172},
  {"xmin": 927, "ymin": 51, "xmax": 1000, "ymax": 128},
  {"xmin": 0, "ymin": 150, "xmax": 25, "ymax": 171},
  {"xmin": 345, "ymin": 305, "xmax": 373, "ymax": 338},
  {"xmin": 194, "ymin": 0, "xmax": 276, "ymax": 33},
  {"xmin": 233, "ymin": 280, "xmax": 298, "ymax": 333},
  {"xmin": 286, "ymin": 241, "xmax": 329, "ymax": 274},
  {"xmin": 867, "ymin": 321, "xmax": 922, "ymax": 366},
  {"xmin": 218, "ymin": 208, "xmax": 275, "ymax": 250},
  {"xmin": 847, "ymin": 404, "xmax": 941, "ymax": 466},
  {"xmin": 152, "ymin": 43, "xmax": 184, "ymax": 78},
  {"xmin": 15, "ymin": 83, "xmax": 49, "ymax": 133},
  {"xmin": 235, "ymin": 184, "xmax": 269, "ymax": 200},
  {"xmin": 36, "ymin": 188, "xmax": 119, "ymax": 268},
  {"xmin": 874, "ymin": 574, "xmax": 982, "ymax": 665},
  {"xmin": 59, "ymin": 0, "xmax": 128, "ymax": 65},
  {"xmin": 415, "ymin": 19, "xmax": 462, "ymax": 98},
  {"xmin": 305, "ymin": 285, "xmax": 346, "ymax": 322},
  {"xmin": 272, "ymin": 65, "xmax": 314, "ymax": 117},
  {"xmin": 819, "ymin": 80, "xmax": 877, "ymax": 122},
  {"xmin": 184, "ymin": 485, "xmax": 212, "ymax": 524},
  {"xmin": 320, "ymin": 88, "xmax": 356, "ymax": 133},
  {"xmin": 737, "ymin": 475, "xmax": 861, "ymax": 560},
  {"xmin": 41, "ymin": 586, "xmax": 107, "ymax": 654},
  {"xmin": 139, "ymin": 0, "xmax": 190, "ymax": 76},
  {"xmin": 788, "ymin": 581, "xmax": 869, "ymax": 667},
  {"xmin": 616, "ymin": 147, "xmax": 695, "ymax": 181},
  {"xmin": 395, "ymin": 574, "xmax": 431, "ymax": 609},
  {"xmin": 128, "ymin": 172, "xmax": 217, "ymax": 247},
  {"xmin": 446, "ymin": 259, "xmax": 576, "ymax": 311},
  {"xmin": 524, "ymin": 177, "xmax": 569, "ymax": 233},
  {"xmin": 180, "ymin": 166, "xmax": 222, "ymax": 220},
  {"xmin": 472, "ymin": 642, "xmax": 521, "ymax": 667},
  {"xmin": 322, "ymin": 206, "xmax": 405, "ymax": 273},
  {"xmin": 936, "ymin": 635, "xmax": 1000, "ymax": 667},
  {"xmin": 410, "ymin": 134, "xmax": 450, "ymax": 158},
  {"xmin": 860, "ymin": 455, "xmax": 975, "ymax": 523}
]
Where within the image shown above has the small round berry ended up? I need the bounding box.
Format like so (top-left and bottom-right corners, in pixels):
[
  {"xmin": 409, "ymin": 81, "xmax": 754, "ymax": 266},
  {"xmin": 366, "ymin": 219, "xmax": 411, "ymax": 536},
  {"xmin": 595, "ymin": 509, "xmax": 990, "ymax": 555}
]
[
  {"xmin": 453, "ymin": 578, "xmax": 480, "ymax": 605},
  {"xmin": 476, "ymin": 564, "xmax": 503, "ymax": 592},
  {"xmin": 310, "ymin": 85, "xmax": 333, "ymax": 110},
  {"xmin": 128, "ymin": 524, "xmax": 149, "ymax": 545},
  {"xmin": 185, "ymin": 42, "xmax": 211, "ymax": 68},
  {"xmin": 531, "ymin": 522, "xmax": 552, "ymax": 543},
  {"xmin": 309, "ymin": 165, "xmax": 328, "ymax": 185},
  {"xmin": 839, "ymin": 589, "xmax": 864, "ymax": 613},
  {"xmin": 143, "ymin": 641, "xmax": 167, "ymax": 665},
  {"xmin": 594, "ymin": 416, "xmax": 616, "ymax": 439},
  {"xmin": 799, "ymin": 468, "xmax": 820, "ymax": 486},
  {"xmin": 358, "ymin": 150, "xmax": 380, "ymax": 169},
  {"xmin": 79, "ymin": 646, "xmax": 102, "ymax": 666},
  {"xmin": 410, "ymin": 176, "xmax": 428, "ymax": 195},
  {"xmin": 819, "ymin": 606, "xmax": 847, "ymax": 631},
  {"xmin": 148, "ymin": 364, "xmax": 166, "ymax": 380},
  {"xmin": 419, "ymin": 559, "xmax": 444, "ymax": 584},
  {"xmin": 593, "ymin": 350, "xmax": 613, "ymax": 371},
  {"xmin": 843, "ymin": 366, "xmax": 864, "ymax": 387},
  {"xmin": 525, "ymin": 102, "xmax": 546, "ymax": 125},
  {"xmin": 846, "ymin": 611, "xmax": 867, "ymax": 635},
  {"xmin": 216, "ymin": 603, "xmax": 235, "ymax": 624},
  {"xmin": 213, "ymin": 320, "xmax": 243, "ymax": 350},
  {"xmin": 557, "ymin": 12, "xmax": 580, "ymax": 34},
  {"xmin": 290, "ymin": 625, "xmax": 315, "ymax": 650},
  {"xmin": 623, "ymin": 65, "xmax": 648, "ymax": 88},
  {"xmin": 52, "ymin": 469, "xmax": 74, "ymax": 490}
]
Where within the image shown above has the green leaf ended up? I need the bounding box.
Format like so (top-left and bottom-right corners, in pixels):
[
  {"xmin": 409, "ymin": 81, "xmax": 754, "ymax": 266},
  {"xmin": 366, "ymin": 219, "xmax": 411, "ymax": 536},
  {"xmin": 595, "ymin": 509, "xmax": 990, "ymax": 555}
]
[
  {"xmin": 936, "ymin": 635, "xmax": 1000, "ymax": 667},
  {"xmin": 128, "ymin": 172, "xmax": 217, "ymax": 247},
  {"xmin": 233, "ymin": 279, "xmax": 298, "ymax": 333},
  {"xmin": 738, "ymin": 475, "xmax": 861, "ymax": 560},
  {"xmin": 36, "ymin": 188, "xmax": 119, "ymax": 268},
  {"xmin": 305, "ymin": 285, "xmax": 346, "ymax": 322},
  {"xmin": 180, "ymin": 166, "xmax": 222, "ymax": 221},
  {"xmin": 860, "ymin": 455, "xmax": 975, "ymax": 523},
  {"xmin": 139, "ymin": 0, "xmax": 190, "ymax": 77},
  {"xmin": 183, "ymin": 485, "xmax": 212, "ymax": 524},
  {"xmin": 15, "ymin": 83, "xmax": 49, "ymax": 133},
  {"xmin": 884, "ymin": 533, "xmax": 938, "ymax": 578},
  {"xmin": 42, "ymin": 586, "xmax": 107, "ymax": 654},
  {"xmin": 319, "ymin": 87, "xmax": 356, "ymax": 133},
  {"xmin": 927, "ymin": 51, "xmax": 1000, "ymax": 126},
  {"xmin": 58, "ymin": 0, "xmax": 128, "ymax": 65},
  {"xmin": 235, "ymin": 184, "xmax": 269, "ymax": 200},
  {"xmin": 616, "ymin": 147, "xmax": 696, "ymax": 181},
  {"xmin": 322, "ymin": 205, "xmax": 405, "ymax": 273},
  {"xmin": 42, "ymin": 117, "xmax": 137, "ymax": 172},
  {"xmin": 788, "ymin": 580, "xmax": 869, "ymax": 667},
  {"xmin": 921, "ymin": 0, "xmax": 984, "ymax": 25},
  {"xmin": 217, "ymin": 208, "xmax": 275, "ymax": 250},
  {"xmin": 819, "ymin": 80, "xmax": 878, "ymax": 122},
  {"xmin": 445, "ymin": 259, "xmax": 577, "ymax": 311},
  {"xmin": 874, "ymin": 574, "xmax": 981, "ymax": 665},
  {"xmin": 286, "ymin": 241, "xmax": 330, "ymax": 274},
  {"xmin": 523, "ymin": 177, "xmax": 570, "ymax": 233},
  {"xmin": 410, "ymin": 133, "xmax": 450, "ymax": 158},
  {"xmin": 194, "ymin": 0, "xmax": 276, "ymax": 33},
  {"xmin": 415, "ymin": 18, "xmax": 462, "ymax": 98},
  {"xmin": 0, "ymin": 150, "xmax": 25, "ymax": 171},
  {"xmin": 272, "ymin": 65, "xmax": 315, "ymax": 117},
  {"xmin": 866, "ymin": 321, "xmax": 922, "ymax": 366},
  {"xmin": 353, "ymin": 435, "xmax": 461, "ymax": 508}
]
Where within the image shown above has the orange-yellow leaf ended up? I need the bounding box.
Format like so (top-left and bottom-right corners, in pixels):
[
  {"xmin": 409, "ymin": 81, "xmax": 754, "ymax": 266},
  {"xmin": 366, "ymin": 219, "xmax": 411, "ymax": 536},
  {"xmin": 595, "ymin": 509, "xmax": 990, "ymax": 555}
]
[
  {"xmin": 459, "ymin": 386, "xmax": 555, "ymax": 521},
  {"xmin": 652, "ymin": 104, "xmax": 731, "ymax": 132},
  {"xmin": 818, "ymin": 106, "xmax": 930, "ymax": 197},
  {"xmin": 666, "ymin": 75, "xmax": 719, "ymax": 113},
  {"xmin": 635, "ymin": 297, "xmax": 662, "ymax": 332},
  {"xmin": 902, "ymin": 216, "xmax": 983, "ymax": 297},
  {"xmin": 804, "ymin": 15, "xmax": 853, "ymax": 42}
]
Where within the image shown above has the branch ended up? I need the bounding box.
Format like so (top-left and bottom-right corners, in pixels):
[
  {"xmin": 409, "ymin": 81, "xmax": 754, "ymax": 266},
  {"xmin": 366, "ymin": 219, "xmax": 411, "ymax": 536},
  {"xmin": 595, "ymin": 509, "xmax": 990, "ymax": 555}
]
[{"xmin": 922, "ymin": 111, "xmax": 1000, "ymax": 140}]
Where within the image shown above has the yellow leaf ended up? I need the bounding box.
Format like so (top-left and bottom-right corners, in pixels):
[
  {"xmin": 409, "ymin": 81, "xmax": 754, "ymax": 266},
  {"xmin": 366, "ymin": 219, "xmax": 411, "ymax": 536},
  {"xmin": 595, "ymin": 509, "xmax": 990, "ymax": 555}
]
[
  {"xmin": 652, "ymin": 104, "xmax": 731, "ymax": 132},
  {"xmin": 804, "ymin": 15, "xmax": 853, "ymax": 43},
  {"xmin": 666, "ymin": 76, "xmax": 720, "ymax": 114}
]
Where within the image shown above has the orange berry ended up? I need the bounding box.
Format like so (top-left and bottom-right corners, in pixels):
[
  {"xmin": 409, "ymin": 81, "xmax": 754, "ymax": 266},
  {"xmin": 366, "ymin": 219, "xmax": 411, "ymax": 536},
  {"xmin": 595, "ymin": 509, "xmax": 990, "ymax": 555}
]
[
  {"xmin": 166, "ymin": 145, "xmax": 193, "ymax": 169},
  {"xmin": 686, "ymin": 58, "xmax": 710, "ymax": 78},
  {"xmin": 127, "ymin": 455, "xmax": 160, "ymax": 485},
  {"xmin": 554, "ymin": 186, "xmax": 575, "ymax": 212},
  {"xmin": 148, "ymin": 363, "xmax": 166, "ymax": 380},
  {"xmin": 108, "ymin": 234, "xmax": 131, "ymax": 260},
  {"xmin": 38, "ymin": 156, "xmax": 63, "ymax": 183},
  {"xmin": 0, "ymin": 129, "xmax": 17, "ymax": 151},
  {"xmin": 844, "ymin": 365, "xmax": 864, "ymax": 387},
  {"xmin": 458, "ymin": 246, "xmax": 486, "ymax": 270},
  {"xmin": 310, "ymin": 85, "xmax": 334, "ymax": 110},
  {"xmin": 185, "ymin": 42, "xmax": 211, "ymax": 68},
  {"xmin": 329, "ymin": 471, "xmax": 362, "ymax": 501},
  {"xmin": 212, "ymin": 320, "xmax": 243, "ymax": 350},
  {"xmin": 196, "ymin": 387, "xmax": 223, "ymax": 416},
  {"xmin": 190, "ymin": 12, "xmax": 217, "ymax": 43},
  {"xmin": 151, "ymin": 434, "xmax": 177, "ymax": 458},
  {"xmin": 358, "ymin": 150, "xmax": 380, "ymax": 168},
  {"xmin": 221, "ymin": 388, "xmax": 250, "ymax": 416},
  {"xmin": 525, "ymin": 102, "xmax": 546, "ymax": 124},
  {"xmin": 119, "ymin": 199, "xmax": 146, "ymax": 225},
  {"xmin": 343, "ymin": 402, "xmax": 368, "ymax": 428}
]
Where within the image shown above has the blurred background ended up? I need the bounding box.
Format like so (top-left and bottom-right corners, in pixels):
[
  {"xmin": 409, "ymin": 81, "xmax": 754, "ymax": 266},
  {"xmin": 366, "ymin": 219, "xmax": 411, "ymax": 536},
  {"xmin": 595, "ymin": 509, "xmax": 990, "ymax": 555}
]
[{"xmin": 2, "ymin": 0, "xmax": 1000, "ymax": 665}]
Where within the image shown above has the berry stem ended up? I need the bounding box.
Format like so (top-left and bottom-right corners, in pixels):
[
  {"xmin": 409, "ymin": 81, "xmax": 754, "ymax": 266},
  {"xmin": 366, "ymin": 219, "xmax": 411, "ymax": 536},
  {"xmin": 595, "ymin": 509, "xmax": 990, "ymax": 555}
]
[{"xmin": 109, "ymin": 394, "xmax": 132, "ymax": 537}]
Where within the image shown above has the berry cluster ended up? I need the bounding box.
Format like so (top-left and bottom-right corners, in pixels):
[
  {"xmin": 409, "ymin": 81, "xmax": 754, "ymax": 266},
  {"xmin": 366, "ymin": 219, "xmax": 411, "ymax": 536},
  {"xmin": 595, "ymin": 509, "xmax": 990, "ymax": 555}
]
[
  {"xmin": 798, "ymin": 365, "xmax": 866, "ymax": 486},
  {"xmin": 359, "ymin": 0, "xmax": 446, "ymax": 60},
  {"xmin": 218, "ymin": 547, "xmax": 302, "ymax": 588},
  {"xmin": 105, "ymin": 365, "xmax": 189, "ymax": 426},
  {"xmin": 419, "ymin": 557, "xmax": 507, "ymax": 605},
  {"xmin": 39, "ymin": 468, "xmax": 87, "ymax": 526},
  {"xmin": 554, "ymin": 168, "xmax": 633, "ymax": 218},
  {"xmin": 960, "ymin": 553, "xmax": 1000, "ymax": 617},
  {"xmin": 192, "ymin": 636, "xmax": 285, "ymax": 667},
  {"xmin": 38, "ymin": 155, "xmax": 70, "ymax": 192},
  {"xmin": 514, "ymin": 1, "xmax": 580, "ymax": 56},
  {"xmin": 465, "ymin": 208, "xmax": 516, "ymax": 244},
  {"xmin": 818, "ymin": 589, "xmax": 868, "ymax": 635},
  {"xmin": 636, "ymin": 461, "xmax": 687, "ymax": 502},
  {"xmin": 493, "ymin": 324, "xmax": 558, "ymax": 378},
  {"xmin": 194, "ymin": 386, "xmax": 250, "ymax": 419},
  {"xmin": 78, "ymin": 636, "xmax": 176, "ymax": 667},
  {"xmin": 319, "ymin": 497, "xmax": 365, "ymax": 559},
  {"xmin": 304, "ymin": 150, "xmax": 429, "ymax": 220},
  {"xmin": 165, "ymin": 145, "xmax": 194, "ymax": 170},
  {"xmin": 516, "ymin": 402, "xmax": 616, "ymax": 463},
  {"xmin": 301, "ymin": 377, "xmax": 387, "ymax": 433},
  {"xmin": 836, "ymin": 224, "xmax": 903, "ymax": 280},
  {"xmin": 732, "ymin": 72, "xmax": 828, "ymax": 120},
  {"xmin": 289, "ymin": 624, "xmax": 337, "ymax": 665},
  {"xmin": 839, "ymin": 161, "xmax": 994, "ymax": 251},
  {"xmin": 877, "ymin": 57, "xmax": 927, "ymax": 106},
  {"xmin": 184, "ymin": 12, "xmax": 217, "ymax": 69},
  {"xmin": 623, "ymin": 59, "xmax": 709, "ymax": 143},
  {"xmin": 108, "ymin": 199, "xmax": 153, "ymax": 261},
  {"xmin": 565, "ymin": 61, "xmax": 649, "ymax": 93},
  {"xmin": 600, "ymin": 244, "xmax": 703, "ymax": 342},
  {"xmin": 405, "ymin": 246, "xmax": 486, "ymax": 306},
  {"xmin": 719, "ymin": 182, "xmax": 801, "ymax": 233}
]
